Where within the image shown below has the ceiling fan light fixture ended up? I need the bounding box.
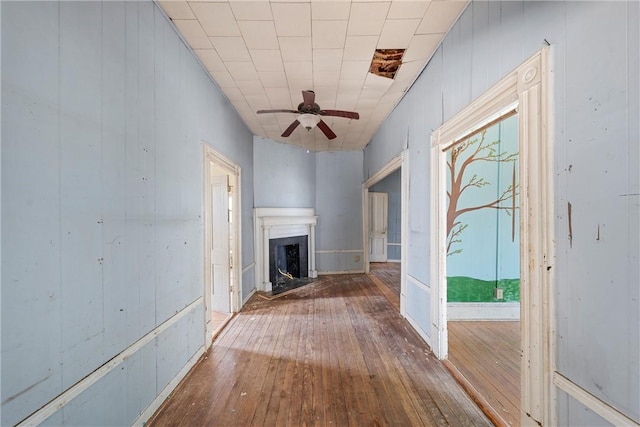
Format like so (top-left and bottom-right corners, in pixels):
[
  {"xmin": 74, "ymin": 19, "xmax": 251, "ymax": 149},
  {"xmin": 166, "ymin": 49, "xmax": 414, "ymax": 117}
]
[{"xmin": 297, "ymin": 113, "xmax": 321, "ymax": 130}]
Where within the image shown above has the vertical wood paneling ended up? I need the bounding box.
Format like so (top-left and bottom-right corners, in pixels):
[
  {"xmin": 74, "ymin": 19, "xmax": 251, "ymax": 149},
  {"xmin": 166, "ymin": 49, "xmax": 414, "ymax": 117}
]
[
  {"xmin": 0, "ymin": 2, "xmax": 63, "ymax": 423},
  {"xmin": 59, "ymin": 0, "xmax": 105, "ymax": 390},
  {"xmin": 1, "ymin": 0, "xmax": 253, "ymax": 425},
  {"xmin": 101, "ymin": 1, "xmax": 129, "ymax": 360},
  {"xmin": 364, "ymin": 0, "xmax": 639, "ymax": 423}
]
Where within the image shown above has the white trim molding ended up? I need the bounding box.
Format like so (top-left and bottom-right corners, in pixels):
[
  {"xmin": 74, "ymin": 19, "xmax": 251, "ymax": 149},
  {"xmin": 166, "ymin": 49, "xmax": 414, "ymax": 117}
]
[
  {"xmin": 553, "ymin": 372, "xmax": 640, "ymax": 427},
  {"xmin": 17, "ymin": 298, "xmax": 203, "ymax": 427},
  {"xmin": 254, "ymin": 207, "xmax": 318, "ymax": 292},
  {"xmin": 430, "ymin": 48, "xmax": 554, "ymax": 426},
  {"xmin": 362, "ymin": 151, "xmax": 409, "ymax": 317},
  {"xmin": 447, "ymin": 303, "xmax": 520, "ymax": 321}
]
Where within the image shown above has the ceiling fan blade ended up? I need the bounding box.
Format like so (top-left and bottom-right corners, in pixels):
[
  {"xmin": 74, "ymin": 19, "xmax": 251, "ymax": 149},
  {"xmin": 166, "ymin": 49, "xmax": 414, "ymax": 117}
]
[
  {"xmin": 257, "ymin": 109, "xmax": 299, "ymax": 114},
  {"xmin": 317, "ymin": 120, "xmax": 337, "ymax": 140},
  {"xmin": 318, "ymin": 109, "xmax": 360, "ymax": 120},
  {"xmin": 301, "ymin": 90, "xmax": 316, "ymax": 109},
  {"xmin": 281, "ymin": 120, "xmax": 300, "ymax": 137}
]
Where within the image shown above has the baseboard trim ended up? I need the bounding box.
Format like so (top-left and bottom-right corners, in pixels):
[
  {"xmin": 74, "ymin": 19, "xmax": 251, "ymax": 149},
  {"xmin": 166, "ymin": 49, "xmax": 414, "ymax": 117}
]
[
  {"xmin": 132, "ymin": 345, "xmax": 206, "ymax": 427},
  {"xmin": 447, "ymin": 302, "xmax": 520, "ymax": 320},
  {"xmin": 318, "ymin": 270, "xmax": 365, "ymax": 275},
  {"xmin": 16, "ymin": 297, "xmax": 203, "ymax": 427},
  {"xmin": 553, "ymin": 372, "xmax": 640, "ymax": 427}
]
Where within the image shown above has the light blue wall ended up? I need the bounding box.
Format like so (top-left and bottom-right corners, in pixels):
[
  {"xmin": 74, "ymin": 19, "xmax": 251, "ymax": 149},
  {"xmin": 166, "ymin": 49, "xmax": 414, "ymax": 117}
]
[
  {"xmin": 252, "ymin": 136, "xmax": 315, "ymax": 208},
  {"xmin": 1, "ymin": 1, "xmax": 254, "ymax": 425},
  {"xmin": 370, "ymin": 169, "xmax": 401, "ymax": 261},
  {"xmin": 364, "ymin": 1, "xmax": 639, "ymax": 424},
  {"xmin": 315, "ymin": 151, "xmax": 364, "ymax": 273},
  {"xmin": 253, "ymin": 139, "xmax": 364, "ymax": 274}
]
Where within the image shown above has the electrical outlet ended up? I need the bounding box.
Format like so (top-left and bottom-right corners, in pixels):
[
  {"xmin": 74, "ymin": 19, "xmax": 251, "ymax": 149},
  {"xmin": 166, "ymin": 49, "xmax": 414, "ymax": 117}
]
[
  {"xmin": 354, "ymin": 255, "xmax": 360, "ymax": 262},
  {"xmin": 494, "ymin": 288, "xmax": 504, "ymax": 299}
]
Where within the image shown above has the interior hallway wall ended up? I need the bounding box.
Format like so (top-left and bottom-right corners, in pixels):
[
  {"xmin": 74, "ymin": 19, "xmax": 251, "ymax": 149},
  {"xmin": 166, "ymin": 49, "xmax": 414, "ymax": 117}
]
[
  {"xmin": 315, "ymin": 151, "xmax": 364, "ymax": 273},
  {"xmin": 364, "ymin": 1, "xmax": 639, "ymax": 424},
  {"xmin": 1, "ymin": 1, "xmax": 254, "ymax": 425}
]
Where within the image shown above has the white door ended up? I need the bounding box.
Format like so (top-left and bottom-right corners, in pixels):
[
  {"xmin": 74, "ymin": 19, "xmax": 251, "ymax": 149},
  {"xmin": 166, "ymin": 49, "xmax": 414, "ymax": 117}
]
[
  {"xmin": 369, "ymin": 192, "xmax": 388, "ymax": 262},
  {"xmin": 211, "ymin": 174, "xmax": 230, "ymax": 313}
]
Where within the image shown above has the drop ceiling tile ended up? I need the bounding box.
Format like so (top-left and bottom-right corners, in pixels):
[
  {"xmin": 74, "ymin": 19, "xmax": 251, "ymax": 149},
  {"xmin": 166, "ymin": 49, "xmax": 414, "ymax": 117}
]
[
  {"xmin": 311, "ymin": 1, "xmax": 351, "ymax": 20},
  {"xmin": 403, "ymin": 33, "xmax": 442, "ymax": 62},
  {"xmin": 313, "ymin": 70, "xmax": 340, "ymax": 87},
  {"xmin": 245, "ymin": 94, "xmax": 271, "ymax": 111},
  {"xmin": 225, "ymin": 62, "xmax": 260, "ymax": 80},
  {"xmin": 284, "ymin": 61, "xmax": 313, "ymax": 80},
  {"xmin": 272, "ymin": 3, "xmax": 311, "ymax": 36},
  {"xmin": 173, "ymin": 20, "xmax": 212, "ymax": 49},
  {"xmin": 221, "ymin": 86, "xmax": 245, "ymax": 102},
  {"xmin": 417, "ymin": 0, "xmax": 467, "ymax": 34},
  {"xmin": 258, "ymin": 71, "xmax": 288, "ymax": 88},
  {"xmin": 194, "ymin": 49, "xmax": 227, "ymax": 72},
  {"xmin": 229, "ymin": 1, "xmax": 273, "ymax": 20},
  {"xmin": 387, "ymin": 0, "xmax": 431, "ymax": 19},
  {"xmin": 190, "ymin": 3, "xmax": 241, "ymax": 37},
  {"xmin": 158, "ymin": 1, "xmax": 196, "ymax": 20},
  {"xmin": 250, "ymin": 50, "xmax": 284, "ymax": 72},
  {"xmin": 235, "ymin": 79, "xmax": 266, "ymax": 96},
  {"xmin": 287, "ymin": 80, "xmax": 314, "ymax": 98},
  {"xmin": 312, "ymin": 21, "xmax": 347, "ymax": 49},
  {"xmin": 391, "ymin": 58, "xmax": 425, "ymax": 89},
  {"xmin": 312, "ymin": 49, "xmax": 343, "ymax": 71},
  {"xmin": 264, "ymin": 87, "xmax": 293, "ymax": 107},
  {"xmin": 312, "ymin": 85, "xmax": 337, "ymax": 106},
  {"xmin": 210, "ymin": 37, "xmax": 251, "ymax": 61},
  {"xmin": 363, "ymin": 72, "xmax": 394, "ymax": 92},
  {"xmin": 377, "ymin": 19, "xmax": 421, "ymax": 49},
  {"xmin": 346, "ymin": 2, "xmax": 390, "ymax": 36},
  {"xmin": 279, "ymin": 37, "xmax": 313, "ymax": 61},
  {"xmin": 340, "ymin": 60, "xmax": 369, "ymax": 81},
  {"xmin": 211, "ymin": 71, "xmax": 237, "ymax": 88},
  {"xmin": 343, "ymin": 36, "xmax": 378, "ymax": 61},
  {"xmin": 238, "ymin": 21, "xmax": 279, "ymax": 50}
]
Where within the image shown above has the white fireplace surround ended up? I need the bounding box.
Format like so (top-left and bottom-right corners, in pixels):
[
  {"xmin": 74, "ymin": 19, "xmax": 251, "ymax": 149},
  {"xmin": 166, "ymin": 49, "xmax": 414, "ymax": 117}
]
[{"xmin": 254, "ymin": 208, "xmax": 318, "ymax": 292}]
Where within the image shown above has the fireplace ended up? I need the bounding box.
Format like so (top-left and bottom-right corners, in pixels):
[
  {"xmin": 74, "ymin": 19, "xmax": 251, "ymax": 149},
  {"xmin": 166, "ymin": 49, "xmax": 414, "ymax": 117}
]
[
  {"xmin": 269, "ymin": 235, "xmax": 308, "ymax": 288},
  {"xmin": 254, "ymin": 208, "xmax": 318, "ymax": 292}
]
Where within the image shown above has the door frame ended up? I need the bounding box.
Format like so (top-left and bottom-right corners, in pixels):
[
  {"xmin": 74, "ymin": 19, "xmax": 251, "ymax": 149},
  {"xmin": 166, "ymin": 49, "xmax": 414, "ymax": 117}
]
[
  {"xmin": 203, "ymin": 144, "xmax": 242, "ymax": 343},
  {"xmin": 363, "ymin": 151, "xmax": 409, "ymax": 314},
  {"xmin": 430, "ymin": 48, "xmax": 555, "ymax": 426}
]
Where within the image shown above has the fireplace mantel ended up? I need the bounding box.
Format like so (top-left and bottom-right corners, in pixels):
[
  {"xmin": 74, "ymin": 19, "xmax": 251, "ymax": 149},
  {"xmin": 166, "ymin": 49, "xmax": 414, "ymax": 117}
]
[{"xmin": 254, "ymin": 208, "xmax": 318, "ymax": 291}]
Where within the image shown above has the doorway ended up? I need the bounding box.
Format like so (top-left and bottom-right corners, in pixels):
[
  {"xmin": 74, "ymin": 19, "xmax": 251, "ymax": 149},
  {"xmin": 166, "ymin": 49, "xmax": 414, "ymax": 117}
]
[
  {"xmin": 363, "ymin": 152, "xmax": 408, "ymax": 314},
  {"xmin": 204, "ymin": 145, "xmax": 241, "ymax": 342},
  {"xmin": 444, "ymin": 113, "xmax": 521, "ymax": 426},
  {"xmin": 430, "ymin": 49, "xmax": 554, "ymax": 426}
]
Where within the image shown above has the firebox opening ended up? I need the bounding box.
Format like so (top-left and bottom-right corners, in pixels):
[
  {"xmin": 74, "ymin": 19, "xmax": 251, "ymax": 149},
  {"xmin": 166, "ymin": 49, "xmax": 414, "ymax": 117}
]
[
  {"xmin": 268, "ymin": 235, "xmax": 309, "ymax": 292},
  {"xmin": 276, "ymin": 243, "xmax": 300, "ymax": 285}
]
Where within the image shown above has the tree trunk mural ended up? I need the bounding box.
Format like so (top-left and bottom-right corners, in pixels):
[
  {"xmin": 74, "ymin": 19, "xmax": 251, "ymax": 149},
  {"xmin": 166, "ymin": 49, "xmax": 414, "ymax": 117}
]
[{"xmin": 446, "ymin": 129, "xmax": 519, "ymax": 256}]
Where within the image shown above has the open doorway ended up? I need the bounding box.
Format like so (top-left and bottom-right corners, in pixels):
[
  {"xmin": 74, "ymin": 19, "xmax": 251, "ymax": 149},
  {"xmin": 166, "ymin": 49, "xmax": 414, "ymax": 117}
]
[
  {"xmin": 363, "ymin": 153, "xmax": 408, "ymax": 314},
  {"xmin": 204, "ymin": 145, "xmax": 241, "ymax": 343},
  {"xmin": 430, "ymin": 49, "xmax": 554, "ymax": 426},
  {"xmin": 443, "ymin": 113, "xmax": 521, "ymax": 426}
]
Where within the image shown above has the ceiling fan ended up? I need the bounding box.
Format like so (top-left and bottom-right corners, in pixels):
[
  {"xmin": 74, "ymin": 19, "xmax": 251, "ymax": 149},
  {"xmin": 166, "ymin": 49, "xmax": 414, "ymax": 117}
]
[{"xmin": 257, "ymin": 90, "xmax": 359, "ymax": 140}]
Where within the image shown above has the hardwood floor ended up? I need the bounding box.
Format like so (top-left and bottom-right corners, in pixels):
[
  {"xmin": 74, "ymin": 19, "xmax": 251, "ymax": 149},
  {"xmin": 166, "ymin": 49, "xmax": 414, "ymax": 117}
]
[
  {"xmin": 148, "ymin": 274, "xmax": 491, "ymax": 427},
  {"xmin": 368, "ymin": 262, "xmax": 520, "ymax": 425},
  {"xmin": 368, "ymin": 262, "xmax": 400, "ymax": 311},
  {"xmin": 447, "ymin": 321, "xmax": 520, "ymax": 427}
]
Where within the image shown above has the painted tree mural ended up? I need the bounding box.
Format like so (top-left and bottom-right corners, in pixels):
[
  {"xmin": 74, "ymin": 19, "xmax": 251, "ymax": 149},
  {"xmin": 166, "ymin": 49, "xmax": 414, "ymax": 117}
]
[{"xmin": 446, "ymin": 129, "xmax": 519, "ymax": 256}]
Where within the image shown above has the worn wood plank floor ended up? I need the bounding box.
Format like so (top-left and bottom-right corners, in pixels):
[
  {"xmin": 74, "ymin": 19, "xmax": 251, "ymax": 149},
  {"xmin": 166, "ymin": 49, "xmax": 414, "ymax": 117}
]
[
  {"xmin": 448, "ymin": 321, "xmax": 520, "ymax": 427},
  {"xmin": 148, "ymin": 274, "xmax": 492, "ymax": 427}
]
